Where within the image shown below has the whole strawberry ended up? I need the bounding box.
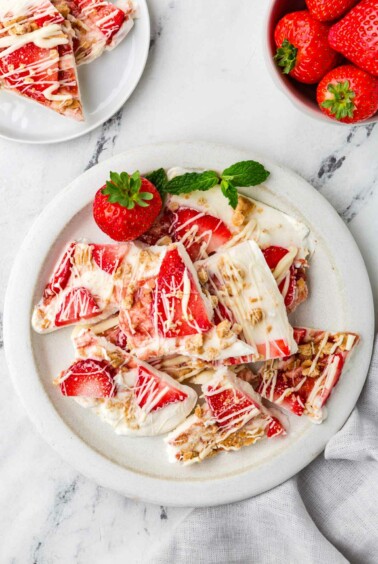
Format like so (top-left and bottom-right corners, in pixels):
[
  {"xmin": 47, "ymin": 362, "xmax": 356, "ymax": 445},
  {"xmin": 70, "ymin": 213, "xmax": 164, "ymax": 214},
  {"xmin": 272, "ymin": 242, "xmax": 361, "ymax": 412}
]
[
  {"xmin": 305, "ymin": 0, "xmax": 358, "ymax": 21},
  {"xmin": 274, "ymin": 11, "xmax": 339, "ymax": 84},
  {"xmin": 317, "ymin": 64, "xmax": 378, "ymax": 122},
  {"xmin": 93, "ymin": 171, "xmax": 162, "ymax": 241},
  {"xmin": 328, "ymin": 0, "xmax": 378, "ymax": 76}
]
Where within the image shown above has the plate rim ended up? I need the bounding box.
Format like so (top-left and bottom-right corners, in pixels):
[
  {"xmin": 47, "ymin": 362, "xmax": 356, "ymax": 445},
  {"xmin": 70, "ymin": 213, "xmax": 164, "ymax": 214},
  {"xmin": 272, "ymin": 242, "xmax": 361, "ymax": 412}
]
[
  {"xmin": 4, "ymin": 141, "xmax": 375, "ymax": 506},
  {"xmin": 0, "ymin": 0, "xmax": 150, "ymax": 146}
]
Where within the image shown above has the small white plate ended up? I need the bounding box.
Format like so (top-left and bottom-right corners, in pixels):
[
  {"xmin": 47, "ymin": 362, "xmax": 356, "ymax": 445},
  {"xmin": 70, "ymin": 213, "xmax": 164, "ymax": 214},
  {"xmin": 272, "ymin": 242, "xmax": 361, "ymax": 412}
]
[
  {"xmin": 4, "ymin": 142, "xmax": 374, "ymax": 507},
  {"xmin": 0, "ymin": 1, "xmax": 150, "ymax": 145}
]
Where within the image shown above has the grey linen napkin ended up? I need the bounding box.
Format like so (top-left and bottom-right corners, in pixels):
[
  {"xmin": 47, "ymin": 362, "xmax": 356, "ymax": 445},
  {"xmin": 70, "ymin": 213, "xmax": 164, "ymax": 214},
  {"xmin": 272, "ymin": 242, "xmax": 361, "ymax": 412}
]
[{"xmin": 149, "ymin": 337, "xmax": 378, "ymax": 564}]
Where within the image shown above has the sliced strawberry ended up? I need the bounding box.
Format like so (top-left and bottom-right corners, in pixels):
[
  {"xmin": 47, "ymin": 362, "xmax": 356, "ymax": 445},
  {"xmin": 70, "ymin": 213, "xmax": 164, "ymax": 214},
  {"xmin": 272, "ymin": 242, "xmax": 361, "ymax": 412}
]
[
  {"xmin": 134, "ymin": 365, "xmax": 187, "ymax": 412},
  {"xmin": 138, "ymin": 210, "xmax": 174, "ymax": 246},
  {"xmin": 266, "ymin": 416, "xmax": 285, "ymax": 438},
  {"xmin": 60, "ymin": 359, "xmax": 115, "ymax": 397},
  {"xmin": 258, "ymin": 376, "xmax": 306, "ymax": 417},
  {"xmin": 262, "ymin": 246, "xmax": 289, "ymax": 269},
  {"xmin": 77, "ymin": 0, "xmax": 125, "ymax": 43},
  {"xmin": 91, "ymin": 244, "xmax": 127, "ymax": 274},
  {"xmin": 155, "ymin": 248, "xmax": 212, "ymax": 337},
  {"xmin": 43, "ymin": 243, "xmax": 76, "ymax": 302},
  {"xmin": 293, "ymin": 327, "xmax": 307, "ymax": 344},
  {"xmin": 102, "ymin": 325, "xmax": 128, "ymax": 350},
  {"xmin": 55, "ymin": 287, "xmax": 101, "ymax": 327},
  {"xmin": 278, "ymin": 265, "xmax": 297, "ymax": 310},
  {"xmin": 172, "ymin": 208, "xmax": 232, "ymax": 261},
  {"xmin": 34, "ymin": 2, "xmax": 64, "ymax": 27},
  {"xmin": 0, "ymin": 43, "xmax": 59, "ymax": 103},
  {"xmin": 206, "ymin": 386, "xmax": 258, "ymax": 428},
  {"xmin": 316, "ymin": 353, "xmax": 345, "ymax": 408},
  {"xmin": 256, "ymin": 339, "xmax": 292, "ymax": 359}
]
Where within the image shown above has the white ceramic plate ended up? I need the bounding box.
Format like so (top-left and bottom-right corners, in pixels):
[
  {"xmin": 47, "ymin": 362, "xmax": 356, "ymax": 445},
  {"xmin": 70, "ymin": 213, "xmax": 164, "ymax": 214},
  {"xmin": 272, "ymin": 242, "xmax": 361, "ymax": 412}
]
[
  {"xmin": 0, "ymin": 1, "xmax": 150, "ymax": 145},
  {"xmin": 4, "ymin": 142, "xmax": 374, "ymax": 507}
]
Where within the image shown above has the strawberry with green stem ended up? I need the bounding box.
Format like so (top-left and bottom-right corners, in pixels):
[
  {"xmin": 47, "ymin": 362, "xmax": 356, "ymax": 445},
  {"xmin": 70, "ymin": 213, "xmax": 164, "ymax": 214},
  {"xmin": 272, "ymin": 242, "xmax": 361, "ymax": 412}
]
[
  {"xmin": 274, "ymin": 10, "xmax": 339, "ymax": 84},
  {"xmin": 93, "ymin": 171, "xmax": 162, "ymax": 241},
  {"xmin": 317, "ymin": 64, "xmax": 378, "ymax": 123}
]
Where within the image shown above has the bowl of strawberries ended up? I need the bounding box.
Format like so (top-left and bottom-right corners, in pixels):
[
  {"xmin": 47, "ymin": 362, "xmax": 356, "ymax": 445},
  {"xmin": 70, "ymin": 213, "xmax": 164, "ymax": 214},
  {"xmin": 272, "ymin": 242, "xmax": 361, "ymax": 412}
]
[{"xmin": 264, "ymin": 0, "xmax": 378, "ymax": 124}]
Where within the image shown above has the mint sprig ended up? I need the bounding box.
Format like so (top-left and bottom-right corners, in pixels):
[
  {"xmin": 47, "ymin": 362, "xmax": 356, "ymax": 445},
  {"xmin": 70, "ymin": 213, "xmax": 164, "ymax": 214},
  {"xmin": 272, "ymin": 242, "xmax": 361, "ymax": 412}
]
[
  {"xmin": 144, "ymin": 160, "xmax": 270, "ymax": 209},
  {"xmin": 102, "ymin": 171, "xmax": 153, "ymax": 210},
  {"xmin": 145, "ymin": 168, "xmax": 168, "ymax": 195},
  {"xmin": 165, "ymin": 171, "xmax": 219, "ymax": 195}
]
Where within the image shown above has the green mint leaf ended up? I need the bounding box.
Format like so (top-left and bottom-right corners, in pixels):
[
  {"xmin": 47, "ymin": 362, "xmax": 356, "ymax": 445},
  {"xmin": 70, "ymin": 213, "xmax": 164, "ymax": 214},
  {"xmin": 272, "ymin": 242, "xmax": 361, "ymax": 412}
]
[
  {"xmin": 145, "ymin": 168, "xmax": 168, "ymax": 195},
  {"xmin": 221, "ymin": 160, "xmax": 269, "ymax": 187},
  {"xmin": 220, "ymin": 179, "xmax": 238, "ymax": 209},
  {"xmin": 165, "ymin": 170, "xmax": 219, "ymax": 195}
]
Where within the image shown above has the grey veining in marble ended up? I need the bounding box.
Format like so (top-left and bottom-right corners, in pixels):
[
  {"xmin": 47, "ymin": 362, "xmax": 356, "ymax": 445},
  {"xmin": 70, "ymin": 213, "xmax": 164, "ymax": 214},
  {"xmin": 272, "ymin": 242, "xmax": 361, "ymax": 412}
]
[{"xmin": 0, "ymin": 1, "xmax": 377, "ymax": 562}]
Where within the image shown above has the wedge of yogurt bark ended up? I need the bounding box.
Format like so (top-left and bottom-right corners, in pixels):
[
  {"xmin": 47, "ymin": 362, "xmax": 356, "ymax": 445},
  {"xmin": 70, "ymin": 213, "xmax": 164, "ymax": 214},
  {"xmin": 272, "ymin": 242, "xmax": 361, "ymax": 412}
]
[
  {"xmin": 165, "ymin": 367, "xmax": 285, "ymax": 465},
  {"xmin": 57, "ymin": 325, "xmax": 197, "ymax": 436},
  {"xmin": 52, "ymin": 0, "xmax": 136, "ymax": 65},
  {"xmin": 32, "ymin": 241, "xmax": 132, "ymax": 332},
  {"xmin": 118, "ymin": 242, "xmax": 257, "ymax": 362},
  {"xmin": 197, "ymin": 240, "xmax": 298, "ymax": 363},
  {"xmin": 254, "ymin": 327, "xmax": 359, "ymax": 423},
  {"xmin": 141, "ymin": 167, "xmax": 313, "ymax": 312},
  {"xmin": 0, "ymin": 0, "xmax": 83, "ymax": 120}
]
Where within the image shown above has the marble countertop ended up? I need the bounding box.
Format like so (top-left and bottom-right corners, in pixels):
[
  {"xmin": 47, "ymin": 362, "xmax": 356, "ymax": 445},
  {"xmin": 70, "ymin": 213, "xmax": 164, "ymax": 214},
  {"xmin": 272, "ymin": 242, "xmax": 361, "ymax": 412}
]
[{"xmin": 0, "ymin": 0, "xmax": 377, "ymax": 561}]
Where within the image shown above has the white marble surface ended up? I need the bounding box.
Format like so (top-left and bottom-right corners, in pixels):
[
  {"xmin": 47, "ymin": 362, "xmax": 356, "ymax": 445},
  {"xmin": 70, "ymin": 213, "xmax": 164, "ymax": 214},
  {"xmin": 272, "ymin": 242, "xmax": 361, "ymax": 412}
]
[{"xmin": 0, "ymin": 1, "xmax": 377, "ymax": 562}]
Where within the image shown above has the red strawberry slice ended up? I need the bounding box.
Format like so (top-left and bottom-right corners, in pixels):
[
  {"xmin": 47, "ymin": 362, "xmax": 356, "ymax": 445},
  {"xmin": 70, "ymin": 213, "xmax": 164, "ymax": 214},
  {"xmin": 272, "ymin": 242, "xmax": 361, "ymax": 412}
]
[
  {"xmin": 172, "ymin": 208, "xmax": 232, "ymax": 261},
  {"xmin": 91, "ymin": 244, "xmax": 127, "ymax": 274},
  {"xmin": 60, "ymin": 359, "xmax": 116, "ymax": 397},
  {"xmin": 55, "ymin": 287, "xmax": 102, "ymax": 327},
  {"xmin": 0, "ymin": 43, "xmax": 59, "ymax": 103},
  {"xmin": 293, "ymin": 327, "xmax": 307, "ymax": 344},
  {"xmin": 206, "ymin": 385, "xmax": 259, "ymax": 428},
  {"xmin": 278, "ymin": 265, "xmax": 297, "ymax": 309},
  {"xmin": 43, "ymin": 243, "xmax": 76, "ymax": 302},
  {"xmin": 155, "ymin": 247, "xmax": 212, "ymax": 337},
  {"xmin": 134, "ymin": 365, "xmax": 187, "ymax": 412},
  {"xmin": 77, "ymin": 0, "xmax": 125, "ymax": 43},
  {"xmin": 258, "ymin": 376, "xmax": 306, "ymax": 417},
  {"xmin": 102, "ymin": 325, "xmax": 128, "ymax": 350},
  {"xmin": 138, "ymin": 209, "xmax": 174, "ymax": 246},
  {"xmin": 256, "ymin": 339, "xmax": 292, "ymax": 359},
  {"xmin": 262, "ymin": 246, "xmax": 289, "ymax": 269},
  {"xmin": 34, "ymin": 5, "xmax": 64, "ymax": 27},
  {"xmin": 316, "ymin": 353, "xmax": 345, "ymax": 408},
  {"xmin": 266, "ymin": 416, "xmax": 285, "ymax": 438}
]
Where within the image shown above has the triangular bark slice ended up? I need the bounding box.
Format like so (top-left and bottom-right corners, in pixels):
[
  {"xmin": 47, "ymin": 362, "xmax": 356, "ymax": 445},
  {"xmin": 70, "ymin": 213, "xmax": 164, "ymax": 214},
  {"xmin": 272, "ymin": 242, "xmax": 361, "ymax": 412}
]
[
  {"xmin": 255, "ymin": 327, "xmax": 359, "ymax": 423},
  {"xmin": 118, "ymin": 242, "xmax": 257, "ymax": 362},
  {"xmin": 0, "ymin": 0, "xmax": 83, "ymax": 120},
  {"xmin": 32, "ymin": 241, "xmax": 132, "ymax": 332},
  {"xmin": 59, "ymin": 326, "xmax": 197, "ymax": 436},
  {"xmin": 52, "ymin": 0, "xmax": 136, "ymax": 65},
  {"xmin": 199, "ymin": 240, "xmax": 298, "ymax": 362},
  {"xmin": 165, "ymin": 367, "xmax": 285, "ymax": 465}
]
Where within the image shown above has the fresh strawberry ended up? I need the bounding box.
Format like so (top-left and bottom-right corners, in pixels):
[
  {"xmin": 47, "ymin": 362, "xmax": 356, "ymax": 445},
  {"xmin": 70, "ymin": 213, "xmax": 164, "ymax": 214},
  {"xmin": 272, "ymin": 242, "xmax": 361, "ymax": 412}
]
[
  {"xmin": 59, "ymin": 359, "xmax": 116, "ymax": 397},
  {"xmin": 266, "ymin": 417, "xmax": 285, "ymax": 438},
  {"xmin": 93, "ymin": 171, "xmax": 162, "ymax": 242},
  {"xmin": 155, "ymin": 247, "xmax": 213, "ymax": 338},
  {"xmin": 206, "ymin": 385, "xmax": 258, "ymax": 428},
  {"xmin": 134, "ymin": 365, "xmax": 187, "ymax": 411},
  {"xmin": 328, "ymin": 0, "xmax": 378, "ymax": 76},
  {"xmin": 172, "ymin": 208, "xmax": 232, "ymax": 261},
  {"xmin": 317, "ymin": 64, "xmax": 378, "ymax": 122},
  {"xmin": 305, "ymin": 0, "xmax": 358, "ymax": 21},
  {"xmin": 274, "ymin": 11, "xmax": 339, "ymax": 84},
  {"xmin": 293, "ymin": 327, "xmax": 308, "ymax": 344},
  {"xmin": 43, "ymin": 243, "xmax": 76, "ymax": 302},
  {"xmin": 262, "ymin": 246, "xmax": 288, "ymax": 269},
  {"xmin": 55, "ymin": 287, "xmax": 101, "ymax": 327},
  {"xmin": 138, "ymin": 209, "xmax": 174, "ymax": 245},
  {"xmin": 91, "ymin": 244, "xmax": 128, "ymax": 274},
  {"xmin": 76, "ymin": 0, "xmax": 125, "ymax": 43},
  {"xmin": 0, "ymin": 43, "xmax": 59, "ymax": 103},
  {"xmin": 102, "ymin": 326, "xmax": 128, "ymax": 350},
  {"xmin": 258, "ymin": 375, "xmax": 305, "ymax": 417},
  {"xmin": 256, "ymin": 339, "xmax": 292, "ymax": 359}
]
